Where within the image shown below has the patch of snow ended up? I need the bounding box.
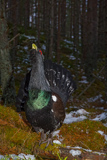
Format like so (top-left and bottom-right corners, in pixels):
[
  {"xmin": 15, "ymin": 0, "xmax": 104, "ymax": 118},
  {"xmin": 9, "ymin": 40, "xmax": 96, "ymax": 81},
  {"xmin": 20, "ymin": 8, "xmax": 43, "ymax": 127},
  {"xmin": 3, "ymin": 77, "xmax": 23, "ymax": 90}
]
[
  {"xmin": 64, "ymin": 109, "xmax": 89, "ymax": 124},
  {"xmin": 18, "ymin": 153, "xmax": 35, "ymax": 160},
  {"xmin": 79, "ymin": 80, "xmax": 88, "ymax": 84},
  {"xmin": 0, "ymin": 154, "xmax": 36, "ymax": 160},
  {"xmin": 53, "ymin": 140, "xmax": 61, "ymax": 145},
  {"xmin": 70, "ymin": 147, "xmax": 106, "ymax": 155},
  {"xmin": 69, "ymin": 150, "xmax": 81, "ymax": 156},
  {"xmin": 53, "ymin": 130, "xmax": 60, "ymax": 137},
  {"xmin": 81, "ymin": 76, "xmax": 87, "ymax": 80},
  {"xmin": 66, "ymin": 146, "xmax": 71, "ymax": 149},
  {"xmin": 70, "ymin": 55, "xmax": 76, "ymax": 60},
  {"xmin": 63, "ymin": 39, "xmax": 73, "ymax": 44},
  {"xmin": 17, "ymin": 66, "xmax": 21, "ymax": 70},
  {"xmin": 23, "ymin": 34, "xmax": 36, "ymax": 40},
  {"xmin": 98, "ymin": 130, "xmax": 104, "ymax": 135},
  {"xmin": 41, "ymin": 44, "xmax": 46, "ymax": 50},
  {"xmin": 80, "ymin": 76, "xmax": 88, "ymax": 84},
  {"xmin": 64, "ymin": 114, "xmax": 87, "ymax": 124},
  {"xmin": 87, "ymin": 94, "xmax": 103, "ymax": 103},
  {"xmin": 0, "ymin": 155, "xmax": 4, "ymax": 159},
  {"xmin": 24, "ymin": 46, "xmax": 28, "ymax": 50},
  {"xmin": 93, "ymin": 151, "xmax": 105, "ymax": 155},
  {"xmin": 76, "ymin": 109, "xmax": 89, "ymax": 115},
  {"xmin": 103, "ymin": 123, "xmax": 107, "ymax": 127},
  {"xmin": 27, "ymin": 67, "xmax": 31, "ymax": 71},
  {"xmin": 92, "ymin": 112, "xmax": 107, "ymax": 121},
  {"xmin": 71, "ymin": 146, "xmax": 82, "ymax": 149},
  {"xmin": 98, "ymin": 130, "xmax": 107, "ymax": 141}
]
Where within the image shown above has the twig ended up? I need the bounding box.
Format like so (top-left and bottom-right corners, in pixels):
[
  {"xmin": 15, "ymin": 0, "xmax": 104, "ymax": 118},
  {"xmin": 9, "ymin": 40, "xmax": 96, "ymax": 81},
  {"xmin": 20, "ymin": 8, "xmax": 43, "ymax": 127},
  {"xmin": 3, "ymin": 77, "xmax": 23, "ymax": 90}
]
[
  {"xmin": 19, "ymin": 127, "xmax": 32, "ymax": 153},
  {"xmin": 76, "ymin": 66, "xmax": 105, "ymax": 99},
  {"xmin": 10, "ymin": 128, "xmax": 21, "ymax": 140},
  {"xmin": 8, "ymin": 33, "xmax": 20, "ymax": 44}
]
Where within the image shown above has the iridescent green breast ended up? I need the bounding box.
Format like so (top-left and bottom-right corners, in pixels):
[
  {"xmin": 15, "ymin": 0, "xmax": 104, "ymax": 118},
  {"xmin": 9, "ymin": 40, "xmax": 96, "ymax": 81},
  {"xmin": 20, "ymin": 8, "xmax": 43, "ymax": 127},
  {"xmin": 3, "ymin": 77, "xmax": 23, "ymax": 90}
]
[{"xmin": 27, "ymin": 89, "xmax": 51, "ymax": 110}]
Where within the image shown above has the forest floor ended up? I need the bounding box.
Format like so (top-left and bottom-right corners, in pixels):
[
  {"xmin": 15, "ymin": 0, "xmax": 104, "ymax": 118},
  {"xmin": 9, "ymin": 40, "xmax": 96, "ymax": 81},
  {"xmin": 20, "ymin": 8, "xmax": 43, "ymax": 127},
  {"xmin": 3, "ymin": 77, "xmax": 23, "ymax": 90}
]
[
  {"xmin": 0, "ymin": 31, "xmax": 107, "ymax": 160},
  {"xmin": 0, "ymin": 101, "xmax": 107, "ymax": 160}
]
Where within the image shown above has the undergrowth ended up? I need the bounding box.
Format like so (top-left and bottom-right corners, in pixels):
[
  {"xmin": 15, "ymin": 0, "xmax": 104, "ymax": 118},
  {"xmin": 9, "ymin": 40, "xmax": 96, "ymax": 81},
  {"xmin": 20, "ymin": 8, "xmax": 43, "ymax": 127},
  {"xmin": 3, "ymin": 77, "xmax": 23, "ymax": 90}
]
[{"xmin": 0, "ymin": 104, "xmax": 107, "ymax": 158}]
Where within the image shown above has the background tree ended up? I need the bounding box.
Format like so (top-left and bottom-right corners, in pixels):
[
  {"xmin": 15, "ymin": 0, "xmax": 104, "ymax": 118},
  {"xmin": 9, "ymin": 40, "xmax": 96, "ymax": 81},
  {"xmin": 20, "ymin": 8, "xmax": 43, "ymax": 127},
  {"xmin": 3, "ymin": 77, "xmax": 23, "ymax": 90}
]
[
  {"xmin": 0, "ymin": 0, "xmax": 16, "ymax": 105},
  {"xmin": 0, "ymin": 0, "xmax": 107, "ymax": 103},
  {"xmin": 105, "ymin": 0, "xmax": 107, "ymax": 102}
]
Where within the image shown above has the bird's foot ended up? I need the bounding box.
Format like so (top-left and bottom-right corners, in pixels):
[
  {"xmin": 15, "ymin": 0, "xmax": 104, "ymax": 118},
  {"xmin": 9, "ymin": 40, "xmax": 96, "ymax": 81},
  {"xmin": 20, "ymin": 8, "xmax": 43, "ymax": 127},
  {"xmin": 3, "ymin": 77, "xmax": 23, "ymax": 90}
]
[
  {"xmin": 39, "ymin": 131, "xmax": 53, "ymax": 148},
  {"xmin": 39, "ymin": 130, "xmax": 47, "ymax": 146}
]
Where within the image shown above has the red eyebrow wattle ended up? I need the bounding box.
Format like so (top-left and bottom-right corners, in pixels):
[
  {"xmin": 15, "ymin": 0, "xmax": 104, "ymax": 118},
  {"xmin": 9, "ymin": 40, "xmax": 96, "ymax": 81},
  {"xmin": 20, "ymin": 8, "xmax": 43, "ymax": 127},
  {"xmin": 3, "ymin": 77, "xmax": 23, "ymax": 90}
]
[{"xmin": 39, "ymin": 50, "xmax": 42, "ymax": 55}]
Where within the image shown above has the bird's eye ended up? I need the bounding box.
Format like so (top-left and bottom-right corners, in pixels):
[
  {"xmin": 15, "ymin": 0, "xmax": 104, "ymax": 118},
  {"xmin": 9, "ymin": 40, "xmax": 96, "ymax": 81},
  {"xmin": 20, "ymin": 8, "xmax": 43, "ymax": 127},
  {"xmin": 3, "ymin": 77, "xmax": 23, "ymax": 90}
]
[{"xmin": 39, "ymin": 50, "xmax": 42, "ymax": 55}]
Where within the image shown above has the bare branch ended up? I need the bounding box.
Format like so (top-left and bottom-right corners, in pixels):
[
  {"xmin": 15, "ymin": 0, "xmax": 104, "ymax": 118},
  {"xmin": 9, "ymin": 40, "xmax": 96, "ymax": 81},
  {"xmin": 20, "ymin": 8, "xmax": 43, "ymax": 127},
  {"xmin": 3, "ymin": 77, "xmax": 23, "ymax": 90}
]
[
  {"xmin": 8, "ymin": 33, "xmax": 20, "ymax": 44},
  {"xmin": 76, "ymin": 66, "xmax": 105, "ymax": 99}
]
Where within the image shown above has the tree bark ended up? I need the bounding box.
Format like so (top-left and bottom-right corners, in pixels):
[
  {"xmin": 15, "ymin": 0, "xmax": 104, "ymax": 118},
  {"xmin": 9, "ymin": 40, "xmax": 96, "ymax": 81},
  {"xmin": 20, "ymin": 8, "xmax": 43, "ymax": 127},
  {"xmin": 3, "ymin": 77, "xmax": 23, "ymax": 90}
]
[
  {"xmin": 98, "ymin": 0, "xmax": 105, "ymax": 57},
  {"xmin": 57, "ymin": 1, "xmax": 61, "ymax": 63},
  {"xmin": 61, "ymin": 0, "xmax": 66, "ymax": 38},
  {"xmin": 105, "ymin": 0, "xmax": 107, "ymax": 102},
  {"xmin": 81, "ymin": 0, "xmax": 87, "ymax": 65},
  {"xmin": 85, "ymin": 0, "xmax": 98, "ymax": 81},
  {"xmin": 45, "ymin": 0, "xmax": 50, "ymax": 58},
  {"xmin": 49, "ymin": 0, "xmax": 54, "ymax": 59}
]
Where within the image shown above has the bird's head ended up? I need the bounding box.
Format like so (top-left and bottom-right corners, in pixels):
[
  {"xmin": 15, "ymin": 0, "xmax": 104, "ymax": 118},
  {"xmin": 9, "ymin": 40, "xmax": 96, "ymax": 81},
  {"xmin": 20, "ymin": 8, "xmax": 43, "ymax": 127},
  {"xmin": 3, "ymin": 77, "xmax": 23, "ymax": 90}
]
[{"xmin": 30, "ymin": 44, "xmax": 44, "ymax": 63}]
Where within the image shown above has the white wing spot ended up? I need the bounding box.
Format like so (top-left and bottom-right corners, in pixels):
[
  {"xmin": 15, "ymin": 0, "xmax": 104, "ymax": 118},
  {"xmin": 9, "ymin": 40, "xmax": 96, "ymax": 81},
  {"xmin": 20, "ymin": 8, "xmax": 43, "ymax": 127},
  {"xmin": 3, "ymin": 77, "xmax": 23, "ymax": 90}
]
[
  {"xmin": 52, "ymin": 95, "xmax": 57, "ymax": 102},
  {"xmin": 51, "ymin": 109, "xmax": 54, "ymax": 112}
]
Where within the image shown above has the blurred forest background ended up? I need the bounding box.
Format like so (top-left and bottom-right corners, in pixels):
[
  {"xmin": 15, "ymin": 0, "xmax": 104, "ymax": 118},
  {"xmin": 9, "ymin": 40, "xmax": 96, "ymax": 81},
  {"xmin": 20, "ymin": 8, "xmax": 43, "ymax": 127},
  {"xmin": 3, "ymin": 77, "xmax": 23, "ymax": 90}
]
[{"xmin": 0, "ymin": 0, "xmax": 107, "ymax": 105}]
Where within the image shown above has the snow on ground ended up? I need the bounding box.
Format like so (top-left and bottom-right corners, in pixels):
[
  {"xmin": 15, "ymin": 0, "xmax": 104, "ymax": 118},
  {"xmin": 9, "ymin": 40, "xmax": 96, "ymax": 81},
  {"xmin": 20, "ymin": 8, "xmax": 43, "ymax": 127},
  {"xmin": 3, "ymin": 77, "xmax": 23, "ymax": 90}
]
[
  {"xmin": 0, "ymin": 153, "xmax": 36, "ymax": 160},
  {"xmin": 53, "ymin": 140, "xmax": 61, "ymax": 145},
  {"xmin": 64, "ymin": 109, "xmax": 89, "ymax": 124},
  {"xmin": 22, "ymin": 34, "xmax": 36, "ymax": 40},
  {"xmin": 98, "ymin": 130, "xmax": 107, "ymax": 141},
  {"xmin": 79, "ymin": 75, "xmax": 88, "ymax": 84},
  {"xmin": 87, "ymin": 94, "xmax": 104, "ymax": 103},
  {"xmin": 92, "ymin": 112, "xmax": 107, "ymax": 121},
  {"xmin": 64, "ymin": 106, "xmax": 107, "ymax": 127},
  {"xmin": 69, "ymin": 149, "xmax": 81, "ymax": 156}
]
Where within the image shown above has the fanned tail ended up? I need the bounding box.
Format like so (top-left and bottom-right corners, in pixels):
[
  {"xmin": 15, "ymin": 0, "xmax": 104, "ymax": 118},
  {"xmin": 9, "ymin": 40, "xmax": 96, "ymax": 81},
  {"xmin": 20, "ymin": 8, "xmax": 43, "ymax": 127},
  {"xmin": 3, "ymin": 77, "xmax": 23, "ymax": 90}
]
[
  {"xmin": 44, "ymin": 60, "xmax": 76, "ymax": 106},
  {"xmin": 16, "ymin": 71, "xmax": 31, "ymax": 112}
]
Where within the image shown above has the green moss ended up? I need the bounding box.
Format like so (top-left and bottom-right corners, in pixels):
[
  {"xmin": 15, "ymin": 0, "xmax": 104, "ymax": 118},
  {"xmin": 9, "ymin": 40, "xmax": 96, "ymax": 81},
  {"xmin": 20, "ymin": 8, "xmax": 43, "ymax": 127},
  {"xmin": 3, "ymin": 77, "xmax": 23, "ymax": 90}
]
[
  {"xmin": 0, "ymin": 105, "xmax": 62, "ymax": 157},
  {"xmin": 60, "ymin": 119, "xmax": 107, "ymax": 151},
  {"xmin": 0, "ymin": 105, "xmax": 29, "ymax": 130}
]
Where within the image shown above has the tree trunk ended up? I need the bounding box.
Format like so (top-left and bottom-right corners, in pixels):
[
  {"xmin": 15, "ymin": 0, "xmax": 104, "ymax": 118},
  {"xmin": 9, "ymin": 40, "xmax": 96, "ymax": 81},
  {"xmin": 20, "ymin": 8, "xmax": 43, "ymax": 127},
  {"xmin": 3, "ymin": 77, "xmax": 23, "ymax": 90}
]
[
  {"xmin": 85, "ymin": 0, "xmax": 98, "ymax": 81},
  {"xmin": 53, "ymin": 0, "xmax": 57, "ymax": 53},
  {"xmin": 70, "ymin": 0, "xmax": 74, "ymax": 40},
  {"xmin": 0, "ymin": 0, "xmax": 16, "ymax": 105},
  {"xmin": 105, "ymin": 0, "xmax": 107, "ymax": 102},
  {"xmin": 37, "ymin": 0, "xmax": 40, "ymax": 46},
  {"xmin": 45, "ymin": 0, "xmax": 50, "ymax": 58},
  {"xmin": 24, "ymin": 0, "xmax": 30, "ymax": 29},
  {"xmin": 49, "ymin": 0, "xmax": 54, "ymax": 59},
  {"xmin": 73, "ymin": 0, "xmax": 80, "ymax": 84},
  {"xmin": 61, "ymin": 0, "xmax": 66, "ymax": 38},
  {"xmin": 98, "ymin": 0, "xmax": 105, "ymax": 58},
  {"xmin": 57, "ymin": 1, "xmax": 61, "ymax": 64},
  {"xmin": 81, "ymin": 0, "xmax": 87, "ymax": 65}
]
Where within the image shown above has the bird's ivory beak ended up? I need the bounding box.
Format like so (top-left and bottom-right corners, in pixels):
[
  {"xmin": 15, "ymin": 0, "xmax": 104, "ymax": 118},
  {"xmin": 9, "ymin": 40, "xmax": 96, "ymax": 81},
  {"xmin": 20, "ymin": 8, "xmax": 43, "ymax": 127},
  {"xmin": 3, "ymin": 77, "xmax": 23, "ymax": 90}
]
[{"xmin": 32, "ymin": 43, "xmax": 37, "ymax": 51}]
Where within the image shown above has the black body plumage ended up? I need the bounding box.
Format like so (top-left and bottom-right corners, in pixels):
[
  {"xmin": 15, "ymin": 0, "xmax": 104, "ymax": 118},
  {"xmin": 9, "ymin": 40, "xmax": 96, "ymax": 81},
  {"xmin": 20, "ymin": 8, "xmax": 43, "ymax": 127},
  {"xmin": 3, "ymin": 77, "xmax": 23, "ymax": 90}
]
[{"xmin": 16, "ymin": 47, "xmax": 76, "ymax": 146}]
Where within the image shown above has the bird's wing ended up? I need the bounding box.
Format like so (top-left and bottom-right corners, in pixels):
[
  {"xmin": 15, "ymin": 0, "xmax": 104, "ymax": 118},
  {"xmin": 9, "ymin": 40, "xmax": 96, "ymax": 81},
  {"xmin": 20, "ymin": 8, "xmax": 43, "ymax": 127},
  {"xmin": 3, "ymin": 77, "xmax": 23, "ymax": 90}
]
[{"xmin": 16, "ymin": 71, "xmax": 31, "ymax": 112}]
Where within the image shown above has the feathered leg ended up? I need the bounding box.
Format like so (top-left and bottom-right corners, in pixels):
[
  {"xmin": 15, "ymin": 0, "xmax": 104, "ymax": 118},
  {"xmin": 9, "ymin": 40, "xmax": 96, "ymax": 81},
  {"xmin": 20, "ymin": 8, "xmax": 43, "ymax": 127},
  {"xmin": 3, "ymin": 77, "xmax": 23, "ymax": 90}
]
[
  {"xmin": 39, "ymin": 131, "xmax": 53, "ymax": 148},
  {"xmin": 39, "ymin": 130, "xmax": 47, "ymax": 146}
]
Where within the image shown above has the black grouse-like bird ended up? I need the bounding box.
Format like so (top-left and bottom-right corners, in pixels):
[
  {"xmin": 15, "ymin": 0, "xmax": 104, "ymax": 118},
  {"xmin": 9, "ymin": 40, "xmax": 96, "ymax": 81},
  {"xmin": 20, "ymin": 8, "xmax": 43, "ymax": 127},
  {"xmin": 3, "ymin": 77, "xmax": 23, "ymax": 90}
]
[{"xmin": 16, "ymin": 44, "xmax": 76, "ymax": 147}]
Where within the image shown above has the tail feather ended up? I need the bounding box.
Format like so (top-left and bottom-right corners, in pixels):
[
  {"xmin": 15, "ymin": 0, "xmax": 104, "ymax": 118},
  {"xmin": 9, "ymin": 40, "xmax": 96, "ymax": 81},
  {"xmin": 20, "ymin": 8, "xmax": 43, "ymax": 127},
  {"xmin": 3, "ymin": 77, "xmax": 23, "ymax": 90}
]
[{"xmin": 44, "ymin": 60, "xmax": 76, "ymax": 106}]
